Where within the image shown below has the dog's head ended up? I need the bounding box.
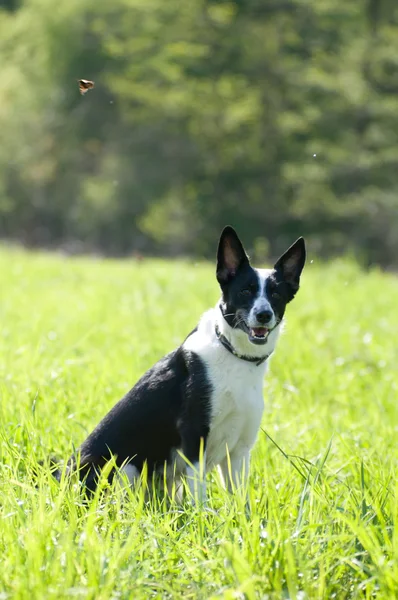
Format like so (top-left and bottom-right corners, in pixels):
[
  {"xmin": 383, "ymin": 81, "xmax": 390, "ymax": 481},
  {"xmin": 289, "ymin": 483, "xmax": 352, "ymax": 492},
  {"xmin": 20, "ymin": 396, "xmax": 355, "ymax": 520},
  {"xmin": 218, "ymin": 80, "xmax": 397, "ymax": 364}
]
[{"xmin": 216, "ymin": 226, "xmax": 306, "ymax": 346}]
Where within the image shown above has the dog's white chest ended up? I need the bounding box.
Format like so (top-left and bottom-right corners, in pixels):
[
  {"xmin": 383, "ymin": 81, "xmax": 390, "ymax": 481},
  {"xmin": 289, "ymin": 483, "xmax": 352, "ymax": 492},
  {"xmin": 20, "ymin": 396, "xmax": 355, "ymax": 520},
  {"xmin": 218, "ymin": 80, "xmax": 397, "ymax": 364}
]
[
  {"xmin": 205, "ymin": 355, "xmax": 265, "ymax": 468},
  {"xmin": 183, "ymin": 308, "xmax": 276, "ymax": 471}
]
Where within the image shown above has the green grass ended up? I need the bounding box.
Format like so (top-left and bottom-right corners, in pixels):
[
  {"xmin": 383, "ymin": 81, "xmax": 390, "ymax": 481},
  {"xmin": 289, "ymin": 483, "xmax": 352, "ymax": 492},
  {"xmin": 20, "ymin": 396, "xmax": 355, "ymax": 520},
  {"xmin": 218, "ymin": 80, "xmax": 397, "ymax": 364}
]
[{"xmin": 1, "ymin": 248, "xmax": 398, "ymax": 599}]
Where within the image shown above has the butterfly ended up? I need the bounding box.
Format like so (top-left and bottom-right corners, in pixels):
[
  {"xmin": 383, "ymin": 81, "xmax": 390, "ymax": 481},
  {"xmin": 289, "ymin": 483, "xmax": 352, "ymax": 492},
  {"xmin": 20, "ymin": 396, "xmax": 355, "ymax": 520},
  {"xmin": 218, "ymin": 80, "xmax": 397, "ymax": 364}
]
[{"xmin": 78, "ymin": 79, "xmax": 95, "ymax": 95}]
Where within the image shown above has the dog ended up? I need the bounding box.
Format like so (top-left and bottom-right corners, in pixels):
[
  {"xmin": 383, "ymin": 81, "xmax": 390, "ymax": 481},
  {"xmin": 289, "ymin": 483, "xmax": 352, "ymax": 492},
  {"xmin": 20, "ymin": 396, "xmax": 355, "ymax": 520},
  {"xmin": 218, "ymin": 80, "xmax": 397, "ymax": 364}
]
[{"xmin": 50, "ymin": 226, "xmax": 305, "ymax": 503}]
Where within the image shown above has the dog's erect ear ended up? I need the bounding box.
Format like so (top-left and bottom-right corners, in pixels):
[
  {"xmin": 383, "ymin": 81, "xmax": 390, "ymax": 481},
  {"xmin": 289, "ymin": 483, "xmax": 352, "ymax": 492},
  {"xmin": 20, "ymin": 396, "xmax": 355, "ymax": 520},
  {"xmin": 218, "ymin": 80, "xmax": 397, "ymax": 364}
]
[
  {"xmin": 274, "ymin": 237, "xmax": 306, "ymax": 288},
  {"xmin": 216, "ymin": 226, "xmax": 250, "ymax": 285}
]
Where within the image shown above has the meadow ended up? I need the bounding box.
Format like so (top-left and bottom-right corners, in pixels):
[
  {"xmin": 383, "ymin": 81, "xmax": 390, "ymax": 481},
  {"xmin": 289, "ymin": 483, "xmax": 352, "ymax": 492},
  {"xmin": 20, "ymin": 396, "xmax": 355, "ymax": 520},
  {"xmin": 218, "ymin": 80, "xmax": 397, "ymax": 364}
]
[{"xmin": 1, "ymin": 248, "xmax": 398, "ymax": 599}]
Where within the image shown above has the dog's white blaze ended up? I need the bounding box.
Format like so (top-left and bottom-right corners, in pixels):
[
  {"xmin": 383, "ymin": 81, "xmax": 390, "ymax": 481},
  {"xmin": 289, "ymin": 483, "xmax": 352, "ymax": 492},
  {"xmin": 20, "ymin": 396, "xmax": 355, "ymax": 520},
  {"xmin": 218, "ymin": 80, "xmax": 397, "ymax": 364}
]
[{"xmin": 248, "ymin": 268, "xmax": 276, "ymax": 328}]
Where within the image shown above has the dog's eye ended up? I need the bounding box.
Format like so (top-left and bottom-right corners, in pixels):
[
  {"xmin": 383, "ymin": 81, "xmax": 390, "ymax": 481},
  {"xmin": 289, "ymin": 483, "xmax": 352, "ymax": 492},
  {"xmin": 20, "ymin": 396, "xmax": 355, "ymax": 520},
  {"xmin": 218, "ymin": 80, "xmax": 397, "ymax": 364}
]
[
  {"xmin": 271, "ymin": 291, "xmax": 281, "ymax": 300},
  {"xmin": 240, "ymin": 283, "xmax": 257, "ymax": 297}
]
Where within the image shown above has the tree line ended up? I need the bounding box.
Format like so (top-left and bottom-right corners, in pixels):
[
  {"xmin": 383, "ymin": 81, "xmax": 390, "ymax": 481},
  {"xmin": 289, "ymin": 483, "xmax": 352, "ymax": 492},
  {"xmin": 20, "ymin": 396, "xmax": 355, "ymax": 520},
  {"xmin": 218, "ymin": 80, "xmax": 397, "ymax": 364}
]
[{"xmin": 0, "ymin": 0, "xmax": 397, "ymax": 265}]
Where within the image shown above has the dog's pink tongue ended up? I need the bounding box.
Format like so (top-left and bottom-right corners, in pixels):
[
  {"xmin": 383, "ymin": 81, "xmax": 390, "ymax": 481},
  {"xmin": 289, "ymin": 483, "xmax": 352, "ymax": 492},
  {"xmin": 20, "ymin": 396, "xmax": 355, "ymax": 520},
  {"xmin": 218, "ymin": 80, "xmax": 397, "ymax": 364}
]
[{"xmin": 252, "ymin": 327, "xmax": 268, "ymax": 337}]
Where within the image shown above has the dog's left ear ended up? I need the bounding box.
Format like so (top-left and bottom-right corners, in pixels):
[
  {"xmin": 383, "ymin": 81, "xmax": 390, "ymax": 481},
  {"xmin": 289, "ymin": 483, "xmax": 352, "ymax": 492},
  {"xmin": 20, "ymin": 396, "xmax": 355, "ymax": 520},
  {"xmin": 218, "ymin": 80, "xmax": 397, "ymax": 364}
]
[
  {"xmin": 216, "ymin": 226, "xmax": 250, "ymax": 285},
  {"xmin": 274, "ymin": 237, "xmax": 306, "ymax": 289}
]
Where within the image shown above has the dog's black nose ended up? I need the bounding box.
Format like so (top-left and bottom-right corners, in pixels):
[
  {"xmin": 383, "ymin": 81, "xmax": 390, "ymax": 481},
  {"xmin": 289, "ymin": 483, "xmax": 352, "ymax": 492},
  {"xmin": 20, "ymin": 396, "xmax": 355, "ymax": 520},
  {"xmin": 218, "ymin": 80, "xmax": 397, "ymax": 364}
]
[{"xmin": 256, "ymin": 309, "xmax": 273, "ymax": 324}]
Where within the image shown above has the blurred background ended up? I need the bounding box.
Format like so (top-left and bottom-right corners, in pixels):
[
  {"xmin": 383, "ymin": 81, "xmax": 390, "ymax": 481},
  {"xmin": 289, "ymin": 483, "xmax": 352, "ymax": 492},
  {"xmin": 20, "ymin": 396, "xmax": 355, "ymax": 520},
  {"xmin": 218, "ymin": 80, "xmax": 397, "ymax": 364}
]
[{"xmin": 0, "ymin": 0, "xmax": 397, "ymax": 266}]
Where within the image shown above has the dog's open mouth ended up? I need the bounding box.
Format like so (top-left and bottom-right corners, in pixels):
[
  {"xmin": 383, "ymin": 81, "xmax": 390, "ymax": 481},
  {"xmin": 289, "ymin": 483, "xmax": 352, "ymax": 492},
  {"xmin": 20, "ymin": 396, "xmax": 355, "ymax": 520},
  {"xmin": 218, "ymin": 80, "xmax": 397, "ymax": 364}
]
[{"xmin": 249, "ymin": 327, "xmax": 269, "ymax": 345}]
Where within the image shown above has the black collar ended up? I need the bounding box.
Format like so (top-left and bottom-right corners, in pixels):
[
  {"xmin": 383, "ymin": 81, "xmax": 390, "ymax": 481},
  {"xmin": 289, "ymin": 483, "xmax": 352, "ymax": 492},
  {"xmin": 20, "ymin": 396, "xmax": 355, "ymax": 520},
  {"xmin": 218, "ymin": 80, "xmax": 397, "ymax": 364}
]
[{"xmin": 214, "ymin": 323, "xmax": 272, "ymax": 366}]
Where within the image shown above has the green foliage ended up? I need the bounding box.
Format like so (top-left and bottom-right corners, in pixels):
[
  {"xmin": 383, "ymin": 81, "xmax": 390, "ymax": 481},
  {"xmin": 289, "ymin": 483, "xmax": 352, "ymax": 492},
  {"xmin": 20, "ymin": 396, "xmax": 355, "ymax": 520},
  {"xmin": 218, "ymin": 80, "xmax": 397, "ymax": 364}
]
[
  {"xmin": 0, "ymin": 0, "xmax": 398, "ymax": 263},
  {"xmin": 1, "ymin": 249, "xmax": 398, "ymax": 597}
]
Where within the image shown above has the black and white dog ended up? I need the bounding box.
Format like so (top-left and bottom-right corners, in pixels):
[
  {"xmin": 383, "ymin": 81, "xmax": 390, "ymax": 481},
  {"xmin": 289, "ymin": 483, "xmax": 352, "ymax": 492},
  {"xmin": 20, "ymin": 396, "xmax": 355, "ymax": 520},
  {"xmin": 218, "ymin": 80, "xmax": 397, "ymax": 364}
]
[{"xmin": 55, "ymin": 227, "xmax": 305, "ymax": 501}]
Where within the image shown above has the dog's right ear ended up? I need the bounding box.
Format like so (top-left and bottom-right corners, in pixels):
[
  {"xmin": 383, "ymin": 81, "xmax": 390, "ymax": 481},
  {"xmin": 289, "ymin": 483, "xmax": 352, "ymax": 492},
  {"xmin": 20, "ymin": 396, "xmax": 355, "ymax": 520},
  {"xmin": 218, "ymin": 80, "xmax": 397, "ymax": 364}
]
[{"xmin": 216, "ymin": 226, "xmax": 250, "ymax": 285}]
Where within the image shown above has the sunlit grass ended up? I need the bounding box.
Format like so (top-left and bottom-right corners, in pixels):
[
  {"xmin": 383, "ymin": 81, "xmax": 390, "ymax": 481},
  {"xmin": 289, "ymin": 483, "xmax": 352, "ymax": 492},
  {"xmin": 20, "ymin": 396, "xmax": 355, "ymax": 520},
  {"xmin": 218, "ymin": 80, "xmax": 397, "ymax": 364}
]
[{"xmin": 1, "ymin": 248, "xmax": 398, "ymax": 599}]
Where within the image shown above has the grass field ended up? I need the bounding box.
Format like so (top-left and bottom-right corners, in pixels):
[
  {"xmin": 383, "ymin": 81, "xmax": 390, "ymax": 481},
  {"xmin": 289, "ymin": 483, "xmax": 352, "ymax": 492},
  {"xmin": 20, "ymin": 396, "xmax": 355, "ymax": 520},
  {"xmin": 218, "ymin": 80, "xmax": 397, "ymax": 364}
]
[{"xmin": 1, "ymin": 248, "xmax": 398, "ymax": 599}]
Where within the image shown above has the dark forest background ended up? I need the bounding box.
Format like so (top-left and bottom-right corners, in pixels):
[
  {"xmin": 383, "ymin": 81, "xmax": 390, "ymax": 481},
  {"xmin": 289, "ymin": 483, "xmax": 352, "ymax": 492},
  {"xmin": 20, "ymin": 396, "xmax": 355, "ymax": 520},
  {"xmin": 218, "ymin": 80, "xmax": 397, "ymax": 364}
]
[{"xmin": 0, "ymin": 0, "xmax": 398, "ymax": 265}]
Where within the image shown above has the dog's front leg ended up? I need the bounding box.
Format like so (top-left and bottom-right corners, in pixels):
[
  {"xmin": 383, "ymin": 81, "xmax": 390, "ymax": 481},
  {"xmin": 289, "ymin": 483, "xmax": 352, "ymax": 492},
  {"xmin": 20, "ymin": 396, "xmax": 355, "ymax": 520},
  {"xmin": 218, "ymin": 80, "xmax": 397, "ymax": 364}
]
[
  {"xmin": 180, "ymin": 432, "xmax": 207, "ymax": 505},
  {"xmin": 220, "ymin": 446, "xmax": 250, "ymax": 491},
  {"xmin": 220, "ymin": 447, "xmax": 251, "ymax": 514},
  {"xmin": 185, "ymin": 455, "xmax": 207, "ymax": 505}
]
